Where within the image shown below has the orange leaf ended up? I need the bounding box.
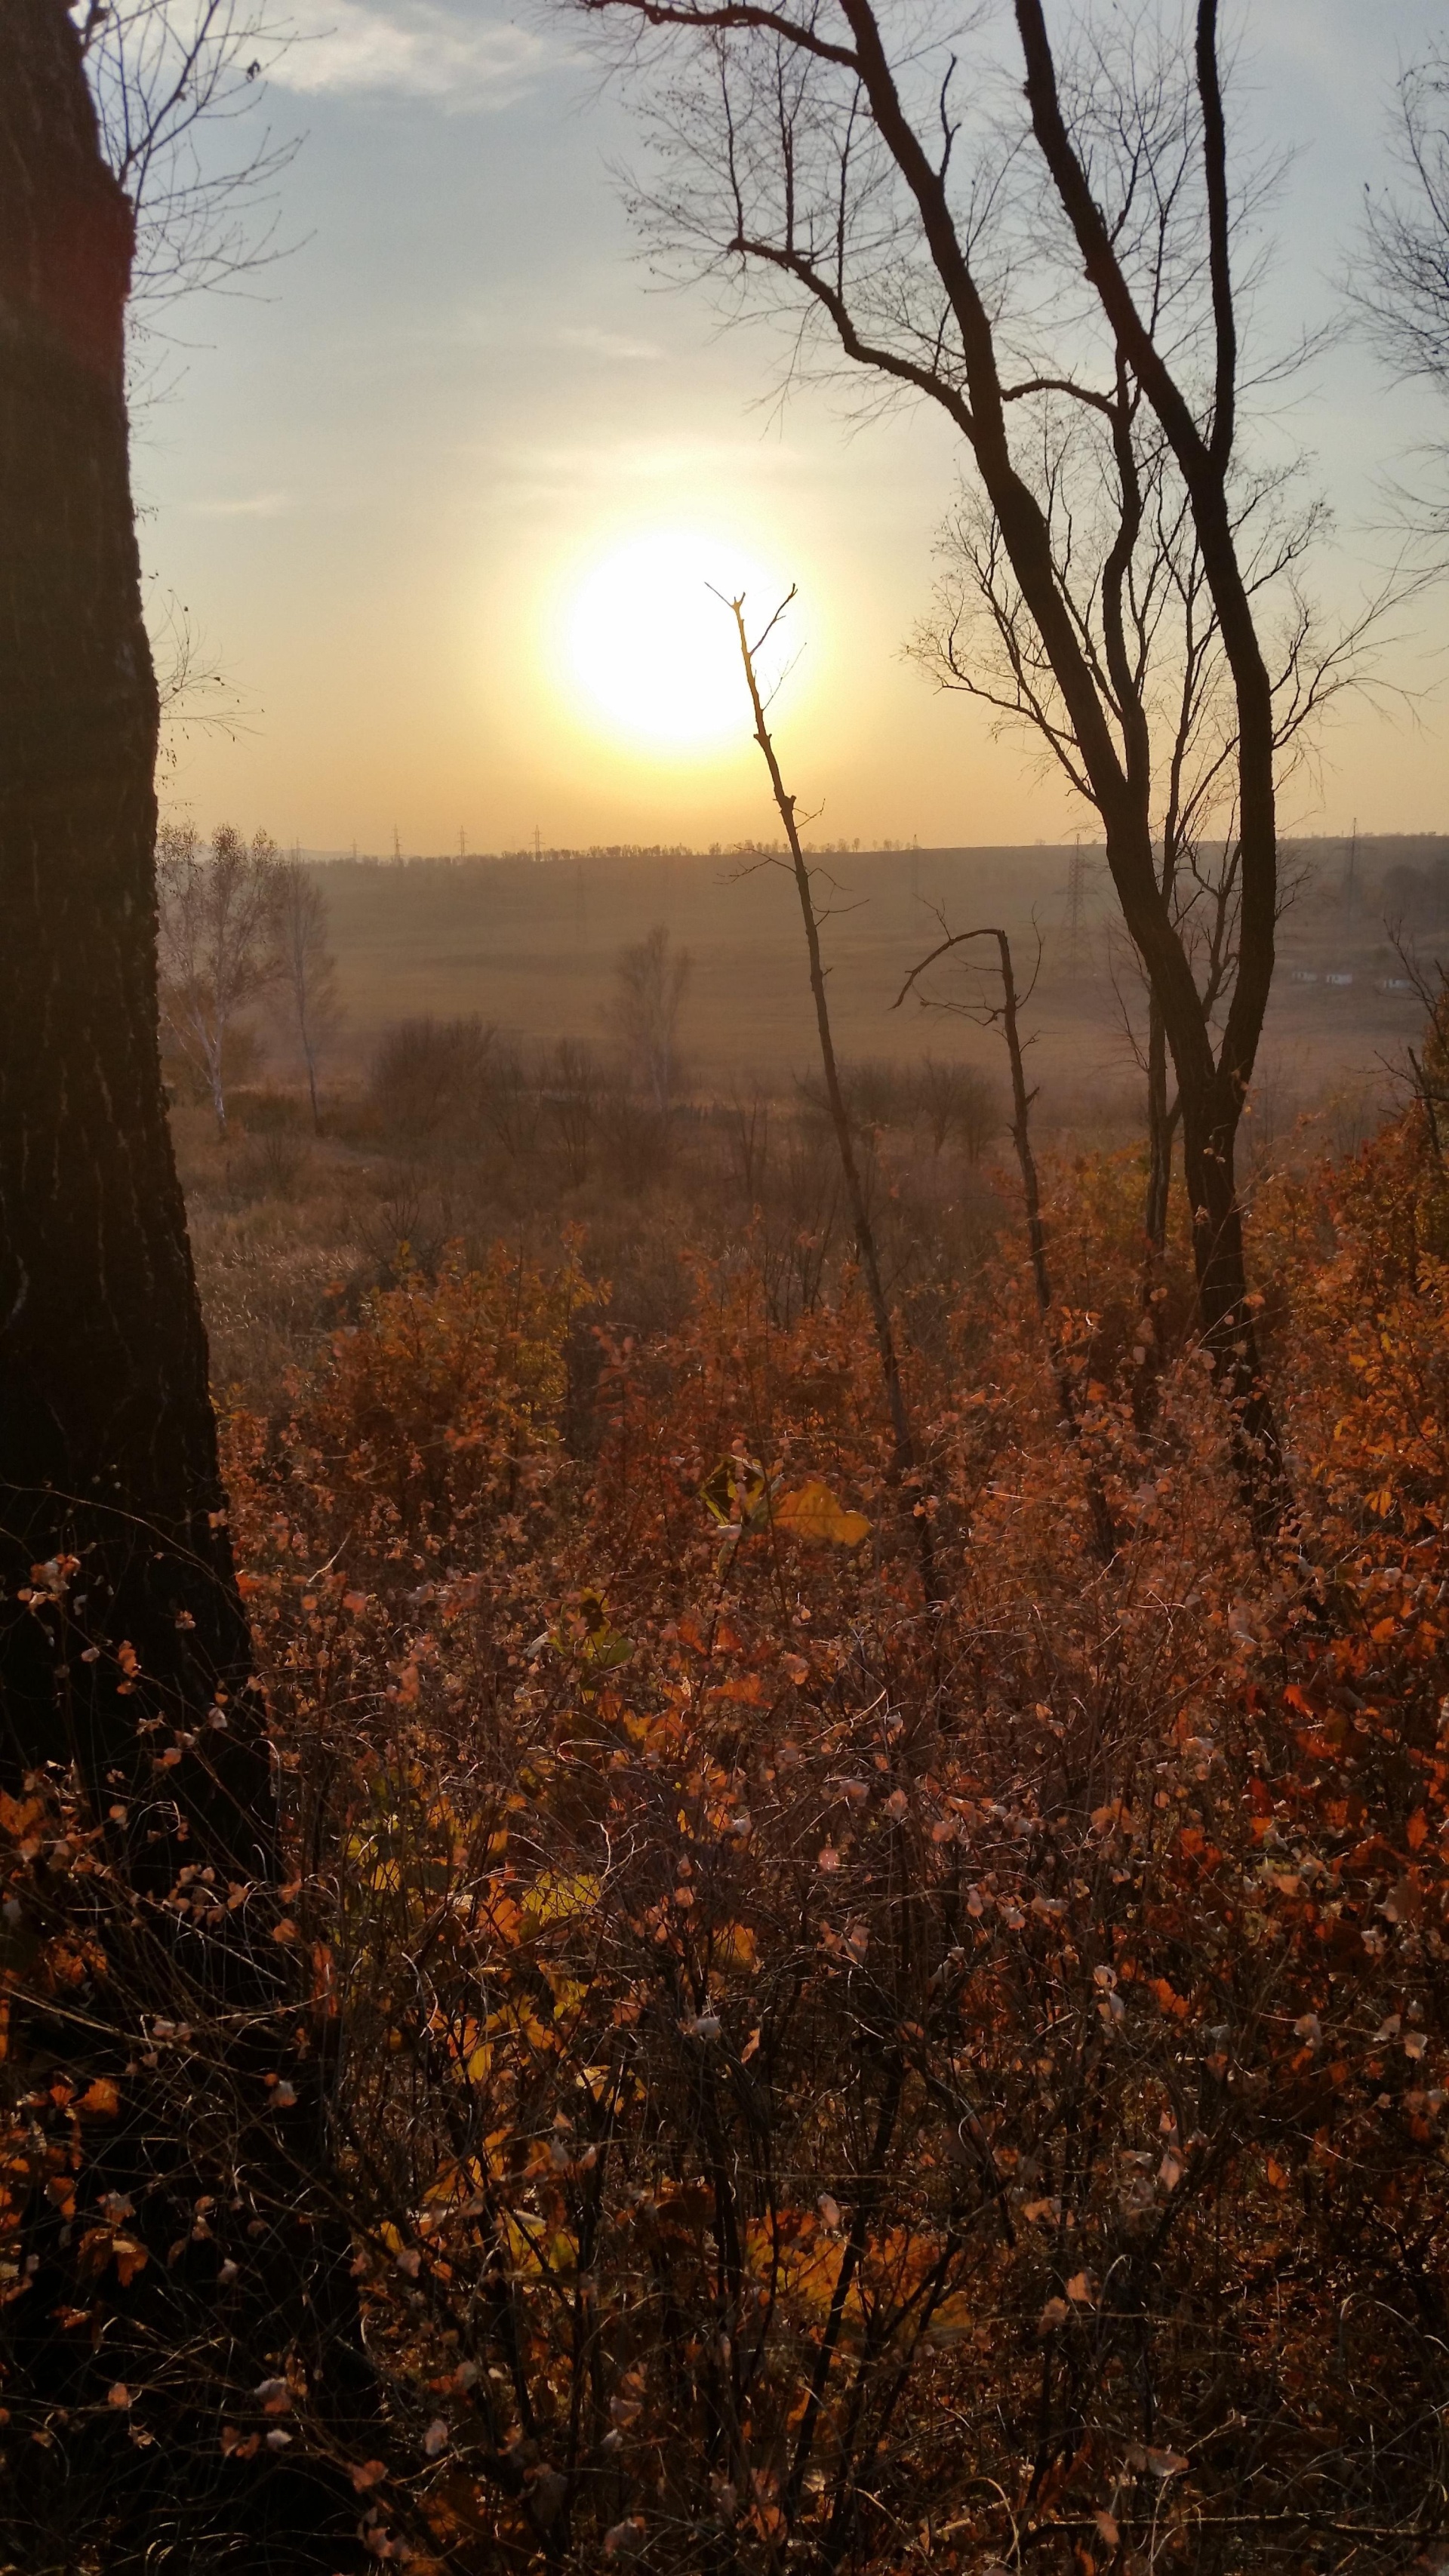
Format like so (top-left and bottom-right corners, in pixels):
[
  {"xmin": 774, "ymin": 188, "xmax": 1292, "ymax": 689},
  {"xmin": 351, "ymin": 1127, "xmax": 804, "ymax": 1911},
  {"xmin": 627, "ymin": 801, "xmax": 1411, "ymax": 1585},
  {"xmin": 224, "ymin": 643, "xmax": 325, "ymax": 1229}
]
[
  {"xmin": 772, "ymin": 1481, "xmax": 871, "ymax": 1547},
  {"xmin": 78, "ymin": 2079, "xmax": 121, "ymax": 2119},
  {"xmin": 112, "ymin": 2236, "xmax": 149, "ymax": 2288}
]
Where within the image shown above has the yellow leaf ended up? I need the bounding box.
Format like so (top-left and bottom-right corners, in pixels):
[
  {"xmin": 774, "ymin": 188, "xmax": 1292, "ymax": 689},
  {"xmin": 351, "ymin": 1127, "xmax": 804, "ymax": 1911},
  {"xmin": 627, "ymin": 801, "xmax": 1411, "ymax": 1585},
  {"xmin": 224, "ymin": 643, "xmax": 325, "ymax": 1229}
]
[
  {"xmin": 772, "ymin": 1481, "xmax": 870, "ymax": 1547},
  {"xmin": 549, "ymin": 1591, "xmax": 632, "ymax": 1682},
  {"xmin": 523, "ymin": 1869, "xmax": 600, "ymax": 1930},
  {"xmin": 712, "ymin": 1922, "xmax": 758, "ymax": 1973},
  {"xmin": 700, "ymin": 1454, "xmax": 768, "ymax": 1529}
]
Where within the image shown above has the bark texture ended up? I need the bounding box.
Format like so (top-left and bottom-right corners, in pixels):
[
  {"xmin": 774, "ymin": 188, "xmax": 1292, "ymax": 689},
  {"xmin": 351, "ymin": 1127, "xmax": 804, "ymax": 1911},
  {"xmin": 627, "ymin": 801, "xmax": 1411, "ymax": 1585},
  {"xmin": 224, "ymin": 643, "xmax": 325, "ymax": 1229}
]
[
  {"xmin": 0, "ymin": 0, "xmax": 262, "ymax": 1845},
  {"xmin": 0, "ymin": 16, "xmax": 372, "ymax": 2563}
]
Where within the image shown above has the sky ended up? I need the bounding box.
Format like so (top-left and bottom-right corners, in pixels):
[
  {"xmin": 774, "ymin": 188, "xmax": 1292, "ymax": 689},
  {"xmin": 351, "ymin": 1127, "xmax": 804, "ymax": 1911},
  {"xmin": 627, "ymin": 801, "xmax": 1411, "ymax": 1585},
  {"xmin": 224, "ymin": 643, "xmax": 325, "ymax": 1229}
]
[{"xmin": 135, "ymin": 0, "xmax": 1449, "ymax": 855}]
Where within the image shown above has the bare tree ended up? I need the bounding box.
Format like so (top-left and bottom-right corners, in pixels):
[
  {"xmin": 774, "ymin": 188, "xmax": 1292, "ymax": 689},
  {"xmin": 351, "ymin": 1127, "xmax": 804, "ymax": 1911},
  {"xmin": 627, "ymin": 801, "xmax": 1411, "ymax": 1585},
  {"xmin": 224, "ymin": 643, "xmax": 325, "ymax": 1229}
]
[
  {"xmin": 611, "ymin": 920, "xmax": 692, "ymax": 1113},
  {"xmin": 1383, "ymin": 927, "xmax": 1449, "ymax": 1161},
  {"xmin": 369, "ymin": 1011, "xmax": 497, "ymax": 1150},
  {"xmin": 915, "ymin": 1054, "xmax": 999, "ymax": 1162},
  {"xmin": 918, "ymin": 436, "xmax": 1362, "ymax": 1255},
  {"xmin": 1355, "ymin": 43, "xmax": 1449, "ymax": 543},
  {"xmin": 1360, "ymin": 48, "xmax": 1449, "ymax": 398},
  {"xmin": 727, "ymin": 591, "xmax": 936, "ymax": 1594},
  {"xmin": 78, "ymin": 0, "xmax": 296, "ymax": 309},
  {"xmin": 566, "ymin": 0, "xmax": 1389, "ymax": 1534},
  {"xmin": 898, "ymin": 922, "xmax": 1118, "ymax": 1562},
  {"xmin": 272, "ymin": 847, "xmax": 342, "ymax": 1131},
  {"xmin": 545, "ymin": 1035, "xmax": 605, "ymax": 1186},
  {"xmin": 156, "ymin": 817, "xmax": 279, "ymax": 1134}
]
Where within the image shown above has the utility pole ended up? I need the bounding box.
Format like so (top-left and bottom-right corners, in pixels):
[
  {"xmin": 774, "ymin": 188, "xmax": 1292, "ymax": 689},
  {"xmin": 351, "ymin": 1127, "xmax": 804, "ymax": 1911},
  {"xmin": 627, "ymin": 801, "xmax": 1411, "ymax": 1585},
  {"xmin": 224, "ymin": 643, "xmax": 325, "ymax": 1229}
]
[
  {"xmin": 1343, "ymin": 817, "xmax": 1358, "ymax": 931},
  {"xmin": 534, "ymin": 823, "xmax": 542, "ymax": 861},
  {"xmin": 392, "ymin": 822, "xmax": 401, "ymax": 861}
]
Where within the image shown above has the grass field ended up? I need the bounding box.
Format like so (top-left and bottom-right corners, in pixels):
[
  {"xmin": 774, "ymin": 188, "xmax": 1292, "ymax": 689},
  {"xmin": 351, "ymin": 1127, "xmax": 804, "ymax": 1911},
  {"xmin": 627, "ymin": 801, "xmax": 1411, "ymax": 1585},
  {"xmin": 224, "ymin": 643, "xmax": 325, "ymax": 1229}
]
[{"xmin": 303, "ymin": 838, "xmax": 1431, "ymax": 1135}]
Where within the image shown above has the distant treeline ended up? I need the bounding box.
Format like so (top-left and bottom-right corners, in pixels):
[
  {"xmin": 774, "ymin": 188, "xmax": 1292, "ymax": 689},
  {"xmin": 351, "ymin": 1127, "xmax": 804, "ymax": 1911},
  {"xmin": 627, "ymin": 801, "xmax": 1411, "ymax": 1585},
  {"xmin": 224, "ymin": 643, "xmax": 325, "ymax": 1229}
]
[
  {"xmin": 306, "ymin": 831, "xmax": 1449, "ymax": 873},
  {"xmin": 321, "ymin": 836, "xmax": 909, "ymax": 865}
]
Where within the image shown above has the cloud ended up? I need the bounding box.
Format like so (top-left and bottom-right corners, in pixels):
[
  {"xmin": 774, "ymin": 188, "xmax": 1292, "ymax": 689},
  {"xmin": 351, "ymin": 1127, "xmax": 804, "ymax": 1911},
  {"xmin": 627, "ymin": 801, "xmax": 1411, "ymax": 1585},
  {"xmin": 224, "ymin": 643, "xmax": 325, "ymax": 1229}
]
[
  {"xmin": 183, "ymin": 492, "xmax": 294, "ymax": 518},
  {"xmin": 497, "ymin": 437, "xmax": 809, "ymax": 491},
  {"xmin": 555, "ymin": 325, "xmax": 664, "ymax": 363},
  {"xmin": 272, "ymin": 0, "xmax": 549, "ymax": 105}
]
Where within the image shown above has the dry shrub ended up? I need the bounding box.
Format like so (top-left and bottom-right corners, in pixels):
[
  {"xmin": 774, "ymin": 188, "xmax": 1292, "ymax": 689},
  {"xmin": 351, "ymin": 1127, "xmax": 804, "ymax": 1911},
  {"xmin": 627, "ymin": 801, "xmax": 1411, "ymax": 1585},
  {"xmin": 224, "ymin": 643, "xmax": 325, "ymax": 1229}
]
[
  {"xmin": 5, "ymin": 1109, "xmax": 1448, "ymax": 2573},
  {"xmin": 283, "ymin": 1241, "xmax": 592, "ymax": 1560}
]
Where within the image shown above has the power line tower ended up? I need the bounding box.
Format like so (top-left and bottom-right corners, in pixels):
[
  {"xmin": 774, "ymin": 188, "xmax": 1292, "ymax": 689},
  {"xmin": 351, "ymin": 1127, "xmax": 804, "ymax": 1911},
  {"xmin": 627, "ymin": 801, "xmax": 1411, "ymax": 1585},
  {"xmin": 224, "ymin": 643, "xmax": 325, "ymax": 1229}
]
[
  {"xmin": 1343, "ymin": 817, "xmax": 1358, "ymax": 931},
  {"xmin": 392, "ymin": 823, "xmax": 401, "ymax": 862}
]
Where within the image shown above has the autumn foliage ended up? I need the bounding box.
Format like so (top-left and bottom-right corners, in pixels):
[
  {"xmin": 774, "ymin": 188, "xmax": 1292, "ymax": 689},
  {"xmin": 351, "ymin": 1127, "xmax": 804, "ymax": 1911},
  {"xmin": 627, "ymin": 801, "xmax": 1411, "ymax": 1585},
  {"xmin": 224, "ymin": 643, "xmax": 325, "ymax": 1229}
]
[{"xmin": 4, "ymin": 1101, "xmax": 1449, "ymax": 2572}]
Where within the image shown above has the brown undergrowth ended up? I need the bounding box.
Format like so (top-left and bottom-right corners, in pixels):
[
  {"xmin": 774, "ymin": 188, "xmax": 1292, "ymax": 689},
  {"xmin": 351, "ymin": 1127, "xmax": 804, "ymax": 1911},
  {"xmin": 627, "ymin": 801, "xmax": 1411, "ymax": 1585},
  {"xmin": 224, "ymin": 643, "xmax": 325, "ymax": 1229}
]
[{"xmin": 2, "ymin": 1107, "xmax": 1447, "ymax": 2572}]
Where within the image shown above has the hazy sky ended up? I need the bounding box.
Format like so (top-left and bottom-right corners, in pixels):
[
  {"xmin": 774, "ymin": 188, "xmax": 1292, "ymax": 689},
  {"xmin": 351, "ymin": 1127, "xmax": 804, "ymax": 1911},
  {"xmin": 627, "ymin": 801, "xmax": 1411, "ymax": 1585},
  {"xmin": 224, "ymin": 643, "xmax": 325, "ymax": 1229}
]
[{"xmin": 140, "ymin": 0, "xmax": 1449, "ymax": 854}]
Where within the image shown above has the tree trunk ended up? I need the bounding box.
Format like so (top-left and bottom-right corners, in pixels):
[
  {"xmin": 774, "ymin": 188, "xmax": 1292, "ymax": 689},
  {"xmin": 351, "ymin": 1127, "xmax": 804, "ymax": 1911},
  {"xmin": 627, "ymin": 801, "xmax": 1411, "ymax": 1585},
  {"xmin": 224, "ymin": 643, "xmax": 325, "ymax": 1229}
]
[
  {"xmin": 1144, "ymin": 994, "xmax": 1171, "ymax": 1255},
  {"xmin": 727, "ymin": 596, "xmax": 937, "ymax": 1600},
  {"xmin": 0, "ymin": 13, "xmax": 371, "ymax": 2560},
  {"xmin": 1179, "ymin": 1078, "xmax": 1289, "ymax": 1543},
  {"xmin": 0, "ymin": 0, "xmax": 261, "ymax": 1831}
]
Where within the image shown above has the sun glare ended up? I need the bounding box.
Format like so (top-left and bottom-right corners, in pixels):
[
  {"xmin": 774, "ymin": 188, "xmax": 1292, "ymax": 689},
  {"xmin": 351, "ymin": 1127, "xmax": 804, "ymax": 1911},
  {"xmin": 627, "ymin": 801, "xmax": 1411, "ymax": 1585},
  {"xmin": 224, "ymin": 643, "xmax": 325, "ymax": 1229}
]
[{"xmin": 561, "ymin": 529, "xmax": 785, "ymax": 752}]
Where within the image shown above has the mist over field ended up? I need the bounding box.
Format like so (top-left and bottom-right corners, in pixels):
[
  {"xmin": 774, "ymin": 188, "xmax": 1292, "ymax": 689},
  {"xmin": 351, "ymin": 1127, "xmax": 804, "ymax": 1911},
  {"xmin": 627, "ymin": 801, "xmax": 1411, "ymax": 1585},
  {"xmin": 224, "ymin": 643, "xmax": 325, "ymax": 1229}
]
[{"xmin": 282, "ymin": 834, "xmax": 1439, "ymax": 1097}]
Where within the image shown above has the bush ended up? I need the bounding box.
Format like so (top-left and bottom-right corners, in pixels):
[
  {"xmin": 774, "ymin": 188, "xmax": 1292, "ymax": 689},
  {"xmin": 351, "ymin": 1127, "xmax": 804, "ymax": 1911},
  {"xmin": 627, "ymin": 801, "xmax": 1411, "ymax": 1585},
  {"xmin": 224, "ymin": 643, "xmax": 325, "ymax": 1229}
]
[
  {"xmin": 204, "ymin": 1098, "xmax": 1449, "ymax": 2569},
  {"xmin": 13, "ymin": 1091, "xmax": 1444, "ymax": 2571},
  {"xmin": 368, "ymin": 1014, "xmax": 498, "ymax": 1149}
]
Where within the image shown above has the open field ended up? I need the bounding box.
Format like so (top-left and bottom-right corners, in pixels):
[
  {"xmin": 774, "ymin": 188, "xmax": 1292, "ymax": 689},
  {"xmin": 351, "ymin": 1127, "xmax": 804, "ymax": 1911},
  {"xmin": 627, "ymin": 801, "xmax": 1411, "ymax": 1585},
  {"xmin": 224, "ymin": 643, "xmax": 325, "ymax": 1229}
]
[
  {"xmin": 299, "ymin": 836, "xmax": 1440, "ymax": 1129},
  {"xmin": 164, "ymin": 832, "xmax": 1449, "ymax": 1408}
]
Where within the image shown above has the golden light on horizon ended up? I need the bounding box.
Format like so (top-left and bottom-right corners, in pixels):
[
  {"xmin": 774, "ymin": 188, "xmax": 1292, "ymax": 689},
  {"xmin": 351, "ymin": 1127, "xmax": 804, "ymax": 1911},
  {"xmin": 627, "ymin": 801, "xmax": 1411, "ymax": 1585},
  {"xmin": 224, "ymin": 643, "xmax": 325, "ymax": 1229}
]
[{"xmin": 561, "ymin": 528, "xmax": 786, "ymax": 755}]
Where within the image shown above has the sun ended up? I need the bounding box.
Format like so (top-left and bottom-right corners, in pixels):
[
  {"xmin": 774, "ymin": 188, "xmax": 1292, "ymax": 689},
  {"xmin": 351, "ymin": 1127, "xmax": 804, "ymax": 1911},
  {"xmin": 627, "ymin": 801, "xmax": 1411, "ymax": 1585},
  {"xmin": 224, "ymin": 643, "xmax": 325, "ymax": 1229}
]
[{"xmin": 561, "ymin": 528, "xmax": 783, "ymax": 752}]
